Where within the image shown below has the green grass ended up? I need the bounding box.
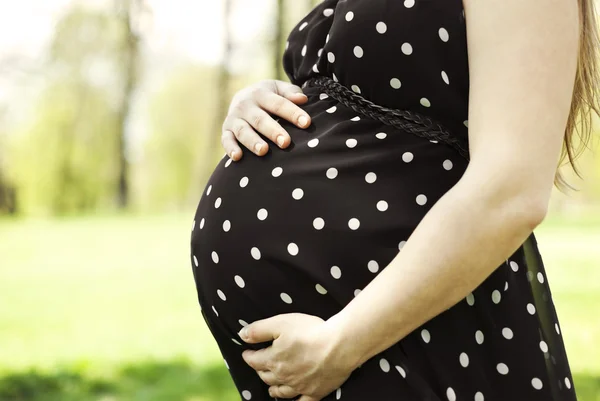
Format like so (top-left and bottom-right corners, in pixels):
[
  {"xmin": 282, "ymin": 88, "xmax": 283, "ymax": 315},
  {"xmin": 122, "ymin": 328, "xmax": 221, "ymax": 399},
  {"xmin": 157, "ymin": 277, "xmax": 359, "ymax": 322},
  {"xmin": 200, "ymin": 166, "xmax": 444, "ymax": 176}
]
[{"xmin": 0, "ymin": 212, "xmax": 598, "ymax": 401}]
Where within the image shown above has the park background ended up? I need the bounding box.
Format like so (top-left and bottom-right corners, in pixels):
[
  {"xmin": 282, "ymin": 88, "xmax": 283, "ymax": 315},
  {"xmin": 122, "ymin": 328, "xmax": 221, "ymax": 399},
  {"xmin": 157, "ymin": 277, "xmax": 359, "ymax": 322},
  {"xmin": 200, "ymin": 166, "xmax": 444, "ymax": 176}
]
[{"xmin": 0, "ymin": 0, "xmax": 599, "ymax": 400}]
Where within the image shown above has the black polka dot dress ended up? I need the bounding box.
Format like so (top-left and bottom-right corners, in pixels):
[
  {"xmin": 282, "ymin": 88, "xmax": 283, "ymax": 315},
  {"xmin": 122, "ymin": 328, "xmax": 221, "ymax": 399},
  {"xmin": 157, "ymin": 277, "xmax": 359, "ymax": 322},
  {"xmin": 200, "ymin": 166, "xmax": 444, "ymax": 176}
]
[{"xmin": 190, "ymin": 1, "xmax": 578, "ymax": 400}]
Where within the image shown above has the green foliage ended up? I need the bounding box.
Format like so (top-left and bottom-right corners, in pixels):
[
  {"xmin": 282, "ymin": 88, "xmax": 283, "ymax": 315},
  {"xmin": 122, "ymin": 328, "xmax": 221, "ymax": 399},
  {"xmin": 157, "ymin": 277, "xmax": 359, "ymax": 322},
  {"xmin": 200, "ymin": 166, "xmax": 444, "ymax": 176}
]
[{"xmin": 6, "ymin": 81, "xmax": 119, "ymax": 215}]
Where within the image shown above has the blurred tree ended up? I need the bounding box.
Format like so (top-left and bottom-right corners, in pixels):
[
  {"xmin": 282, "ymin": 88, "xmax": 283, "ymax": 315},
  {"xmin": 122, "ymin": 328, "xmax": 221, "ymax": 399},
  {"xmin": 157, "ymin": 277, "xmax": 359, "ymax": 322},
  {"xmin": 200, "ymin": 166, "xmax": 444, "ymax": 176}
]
[{"xmin": 274, "ymin": 0, "xmax": 286, "ymax": 80}]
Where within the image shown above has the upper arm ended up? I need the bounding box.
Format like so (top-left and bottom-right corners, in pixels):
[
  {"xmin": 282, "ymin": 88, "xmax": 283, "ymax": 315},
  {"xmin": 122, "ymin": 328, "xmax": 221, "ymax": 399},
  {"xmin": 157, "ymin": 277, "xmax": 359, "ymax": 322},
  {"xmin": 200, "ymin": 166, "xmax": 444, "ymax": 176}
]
[{"xmin": 462, "ymin": 0, "xmax": 579, "ymax": 199}]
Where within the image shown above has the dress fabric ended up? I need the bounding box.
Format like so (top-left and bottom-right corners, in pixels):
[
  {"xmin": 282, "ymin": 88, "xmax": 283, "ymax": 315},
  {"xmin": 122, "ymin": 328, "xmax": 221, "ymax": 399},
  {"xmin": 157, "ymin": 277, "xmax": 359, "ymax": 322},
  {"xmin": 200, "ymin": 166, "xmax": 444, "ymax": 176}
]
[{"xmin": 190, "ymin": 0, "xmax": 578, "ymax": 400}]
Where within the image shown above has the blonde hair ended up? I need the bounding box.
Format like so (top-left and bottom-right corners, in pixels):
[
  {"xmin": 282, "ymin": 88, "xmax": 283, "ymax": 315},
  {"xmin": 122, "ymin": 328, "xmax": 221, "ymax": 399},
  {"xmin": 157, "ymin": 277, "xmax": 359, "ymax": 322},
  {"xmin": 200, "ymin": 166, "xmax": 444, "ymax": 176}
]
[{"xmin": 558, "ymin": 0, "xmax": 600, "ymax": 191}]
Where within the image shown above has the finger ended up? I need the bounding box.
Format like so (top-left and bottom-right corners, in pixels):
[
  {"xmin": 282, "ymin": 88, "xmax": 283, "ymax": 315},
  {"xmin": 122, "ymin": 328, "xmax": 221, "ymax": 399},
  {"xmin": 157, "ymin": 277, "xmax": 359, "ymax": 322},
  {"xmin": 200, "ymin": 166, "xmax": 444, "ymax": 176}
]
[
  {"xmin": 297, "ymin": 395, "xmax": 320, "ymax": 401},
  {"xmin": 269, "ymin": 385, "xmax": 300, "ymax": 399},
  {"xmin": 241, "ymin": 107, "xmax": 291, "ymax": 149},
  {"xmin": 229, "ymin": 117, "xmax": 268, "ymax": 156},
  {"xmin": 256, "ymin": 370, "xmax": 282, "ymax": 386},
  {"xmin": 239, "ymin": 315, "xmax": 284, "ymax": 343},
  {"xmin": 241, "ymin": 348, "xmax": 274, "ymax": 371},
  {"xmin": 220, "ymin": 129, "xmax": 243, "ymax": 161},
  {"xmin": 274, "ymin": 81, "xmax": 309, "ymax": 103},
  {"xmin": 258, "ymin": 90, "xmax": 311, "ymax": 129}
]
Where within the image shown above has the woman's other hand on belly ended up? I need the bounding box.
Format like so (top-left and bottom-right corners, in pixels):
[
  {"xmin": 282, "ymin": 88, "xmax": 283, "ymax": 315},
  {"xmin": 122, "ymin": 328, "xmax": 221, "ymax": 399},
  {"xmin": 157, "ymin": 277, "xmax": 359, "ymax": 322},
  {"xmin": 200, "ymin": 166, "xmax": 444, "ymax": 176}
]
[{"xmin": 221, "ymin": 79, "xmax": 312, "ymax": 161}]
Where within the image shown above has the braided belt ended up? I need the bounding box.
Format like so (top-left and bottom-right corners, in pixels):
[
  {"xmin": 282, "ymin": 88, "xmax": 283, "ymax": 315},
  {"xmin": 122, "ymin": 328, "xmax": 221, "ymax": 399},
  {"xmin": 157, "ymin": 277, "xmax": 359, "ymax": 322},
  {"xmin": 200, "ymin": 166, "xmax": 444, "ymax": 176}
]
[{"xmin": 304, "ymin": 75, "xmax": 470, "ymax": 161}]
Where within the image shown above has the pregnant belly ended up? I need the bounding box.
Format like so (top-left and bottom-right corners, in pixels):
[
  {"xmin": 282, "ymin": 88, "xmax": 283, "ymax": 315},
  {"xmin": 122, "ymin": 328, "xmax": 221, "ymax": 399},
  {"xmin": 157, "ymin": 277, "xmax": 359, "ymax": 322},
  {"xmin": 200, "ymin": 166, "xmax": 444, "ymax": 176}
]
[{"xmin": 190, "ymin": 85, "xmax": 467, "ymax": 334}]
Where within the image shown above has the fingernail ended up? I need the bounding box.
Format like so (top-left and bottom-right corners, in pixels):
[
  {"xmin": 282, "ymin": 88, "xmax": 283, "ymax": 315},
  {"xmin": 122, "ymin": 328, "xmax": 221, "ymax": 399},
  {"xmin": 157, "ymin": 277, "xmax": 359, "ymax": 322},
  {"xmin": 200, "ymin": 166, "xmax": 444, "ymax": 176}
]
[
  {"xmin": 254, "ymin": 143, "xmax": 264, "ymax": 154},
  {"xmin": 276, "ymin": 135, "xmax": 286, "ymax": 147},
  {"xmin": 298, "ymin": 115, "xmax": 308, "ymax": 127},
  {"xmin": 238, "ymin": 327, "xmax": 248, "ymax": 340}
]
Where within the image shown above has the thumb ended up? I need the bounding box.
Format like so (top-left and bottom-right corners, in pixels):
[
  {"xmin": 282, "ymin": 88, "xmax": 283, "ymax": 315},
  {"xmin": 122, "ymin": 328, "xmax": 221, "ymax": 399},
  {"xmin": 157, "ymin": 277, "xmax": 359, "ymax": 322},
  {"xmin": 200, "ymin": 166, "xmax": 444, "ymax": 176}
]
[{"xmin": 238, "ymin": 316, "xmax": 284, "ymax": 344}]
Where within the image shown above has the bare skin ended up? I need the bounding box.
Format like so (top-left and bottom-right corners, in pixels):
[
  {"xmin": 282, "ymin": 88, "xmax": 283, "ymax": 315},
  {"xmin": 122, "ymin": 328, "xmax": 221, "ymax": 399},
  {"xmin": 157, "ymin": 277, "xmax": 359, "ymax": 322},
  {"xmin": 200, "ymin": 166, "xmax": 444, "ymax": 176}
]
[{"xmin": 221, "ymin": 80, "xmax": 312, "ymax": 161}]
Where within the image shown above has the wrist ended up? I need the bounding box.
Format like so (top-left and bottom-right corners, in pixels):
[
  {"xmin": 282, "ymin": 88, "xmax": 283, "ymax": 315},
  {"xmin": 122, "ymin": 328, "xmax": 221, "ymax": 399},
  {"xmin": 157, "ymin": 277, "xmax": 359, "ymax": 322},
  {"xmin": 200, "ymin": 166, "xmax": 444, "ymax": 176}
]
[{"xmin": 323, "ymin": 311, "xmax": 365, "ymax": 371}]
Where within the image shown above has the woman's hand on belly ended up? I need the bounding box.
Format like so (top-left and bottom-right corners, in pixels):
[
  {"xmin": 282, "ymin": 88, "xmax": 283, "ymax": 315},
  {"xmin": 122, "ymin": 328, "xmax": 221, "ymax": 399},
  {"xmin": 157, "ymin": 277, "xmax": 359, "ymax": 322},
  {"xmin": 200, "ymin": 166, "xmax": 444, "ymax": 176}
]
[
  {"xmin": 238, "ymin": 313, "xmax": 354, "ymax": 400},
  {"xmin": 221, "ymin": 79, "xmax": 312, "ymax": 161}
]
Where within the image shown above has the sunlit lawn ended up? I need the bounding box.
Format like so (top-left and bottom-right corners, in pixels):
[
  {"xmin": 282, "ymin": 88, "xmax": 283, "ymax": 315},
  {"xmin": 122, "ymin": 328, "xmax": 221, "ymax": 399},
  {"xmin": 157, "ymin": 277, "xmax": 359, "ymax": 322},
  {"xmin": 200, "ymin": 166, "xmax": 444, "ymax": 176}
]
[{"xmin": 0, "ymin": 212, "xmax": 599, "ymax": 401}]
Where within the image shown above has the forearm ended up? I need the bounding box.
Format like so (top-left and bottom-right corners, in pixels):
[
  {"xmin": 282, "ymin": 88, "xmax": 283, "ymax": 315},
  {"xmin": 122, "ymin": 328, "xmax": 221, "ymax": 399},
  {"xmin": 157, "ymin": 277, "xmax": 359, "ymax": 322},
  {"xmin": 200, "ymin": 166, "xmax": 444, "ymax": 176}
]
[{"xmin": 325, "ymin": 165, "xmax": 547, "ymax": 369}]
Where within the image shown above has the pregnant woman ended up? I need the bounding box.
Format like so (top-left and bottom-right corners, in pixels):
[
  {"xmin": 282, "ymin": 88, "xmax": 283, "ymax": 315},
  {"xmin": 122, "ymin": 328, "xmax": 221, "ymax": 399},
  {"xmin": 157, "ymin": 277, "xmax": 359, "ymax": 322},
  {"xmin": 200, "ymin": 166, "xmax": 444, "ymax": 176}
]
[{"xmin": 191, "ymin": 0, "xmax": 599, "ymax": 400}]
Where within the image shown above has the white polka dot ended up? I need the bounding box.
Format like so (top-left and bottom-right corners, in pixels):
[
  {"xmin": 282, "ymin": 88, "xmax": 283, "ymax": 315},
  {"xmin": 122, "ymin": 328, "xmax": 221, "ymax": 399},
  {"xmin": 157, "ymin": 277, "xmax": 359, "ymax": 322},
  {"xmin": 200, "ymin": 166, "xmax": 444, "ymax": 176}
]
[
  {"xmin": 459, "ymin": 352, "xmax": 469, "ymax": 367},
  {"xmin": 251, "ymin": 247, "xmax": 261, "ymax": 260},
  {"xmin": 312, "ymin": 64, "xmax": 319, "ymax": 73},
  {"xmin": 313, "ymin": 217, "xmax": 325, "ymax": 230},
  {"xmin": 365, "ymin": 172, "xmax": 377, "ymax": 183},
  {"xmin": 348, "ymin": 218, "xmax": 360, "ymax": 230},
  {"xmin": 441, "ymin": 71, "xmax": 450, "ymax": 84},
  {"xmin": 239, "ymin": 319, "xmax": 248, "ymax": 327},
  {"xmin": 376, "ymin": 132, "xmax": 387, "ymax": 139},
  {"xmin": 502, "ymin": 328, "xmax": 514, "ymax": 340},
  {"xmin": 565, "ymin": 377, "xmax": 571, "ymax": 389},
  {"xmin": 350, "ymin": 85, "xmax": 361, "ymax": 94},
  {"xmin": 299, "ymin": 22, "xmax": 308, "ymax": 31},
  {"xmin": 206, "ymin": 185, "xmax": 212, "ymax": 196},
  {"xmin": 509, "ymin": 261, "xmax": 519, "ymax": 272},
  {"xmin": 285, "ymin": 41, "xmax": 289, "ymax": 51},
  {"xmin": 214, "ymin": 197, "xmax": 222, "ymax": 208},
  {"xmin": 330, "ymin": 265, "xmax": 342, "ymax": 279},
  {"xmin": 398, "ymin": 240, "xmax": 407, "ymax": 250},
  {"xmin": 332, "ymin": 72, "xmax": 338, "ymax": 82},
  {"xmin": 527, "ymin": 303, "xmax": 536, "ymax": 315},
  {"xmin": 475, "ymin": 330, "xmax": 484, "ymax": 344},
  {"xmin": 416, "ymin": 194, "xmax": 428, "ymax": 205},
  {"xmin": 376, "ymin": 22, "xmax": 387, "ymax": 34},
  {"xmin": 288, "ymin": 243, "xmax": 299, "ymax": 256},
  {"xmin": 232, "ymin": 338, "xmax": 242, "ymax": 345},
  {"xmin": 395, "ymin": 365, "xmax": 407, "ymax": 378},
  {"xmin": 402, "ymin": 152, "xmax": 414, "ymax": 162},
  {"xmin": 346, "ymin": 138, "xmax": 358, "ymax": 148},
  {"xmin": 272, "ymin": 166, "xmax": 283, "ymax": 177},
  {"xmin": 475, "ymin": 391, "xmax": 484, "ymax": 401},
  {"xmin": 420, "ymin": 98, "xmax": 431, "ymax": 107},
  {"xmin": 316, "ymin": 283, "xmax": 327, "ymax": 294},
  {"xmin": 327, "ymin": 52, "xmax": 335, "ymax": 63},
  {"xmin": 223, "ymin": 220, "xmax": 231, "ymax": 232},
  {"xmin": 354, "ymin": 289, "xmax": 361, "ymax": 297},
  {"xmin": 447, "ymin": 387, "xmax": 456, "ymax": 401},
  {"xmin": 401, "ymin": 43, "xmax": 413, "ymax": 55},
  {"xmin": 326, "ymin": 106, "xmax": 337, "ymax": 113},
  {"xmin": 212, "ymin": 305, "xmax": 218, "ymax": 316},
  {"xmin": 318, "ymin": 48, "xmax": 323, "ymax": 57},
  {"xmin": 217, "ymin": 289, "xmax": 226, "ymax": 301},
  {"xmin": 390, "ymin": 78, "xmax": 402, "ymax": 89},
  {"xmin": 555, "ymin": 323, "xmax": 561, "ymax": 335},
  {"xmin": 301, "ymin": 45, "xmax": 307, "ymax": 56},
  {"xmin": 443, "ymin": 159, "xmax": 453, "ymax": 170},
  {"xmin": 404, "ymin": 0, "xmax": 415, "ymax": 7},
  {"xmin": 280, "ymin": 293, "xmax": 293, "ymax": 304},
  {"xmin": 540, "ymin": 341, "xmax": 549, "ymax": 353},
  {"xmin": 439, "ymin": 27, "xmax": 449, "ymax": 42},
  {"xmin": 326, "ymin": 34, "xmax": 330, "ymax": 43},
  {"xmin": 193, "ymin": 255, "xmax": 198, "ymax": 267},
  {"xmin": 492, "ymin": 290, "xmax": 502, "ymax": 304},
  {"xmin": 212, "ymin": 251, "xmax": 219, "ymax": 264},
  {"xmin": 292, "ymin": 188, "xmax": 304, "ymax": 200},
  {"xmin": 466, "ymin": 293, "xmax": 475, "ymax": 306},
  {"xmin": 225, "ymin": 158, "xmax": 233, "ymax": 168},
  {"xmin": 497, "ymin": 363, "xmax": 509, "ymax": 375},
  {"xmin": 319, "ymin": 93, "xmax": 328, "ymax": 100},
  {"xmin": 224, "ymin": 359, "xmax": 229, "ymax": 369},
  {"xmin": 537, "ymin": 272, "xmax": 545, "ymax": 283},
  {"xmin": 323, "ymin": 8, "xmax": 334, "ymax": 17},
  {"xmin": 368, "ymin": 260, "xmax": 379, "ymax": 273},
  {"xmin": 464, "ymin": 120, "xmax": 469, "ymax": 127},
  {"xmin": 326, "ymin": 168, "xmax": 338, "ymax": 179},
  {"xmin": 351, "ymin": 116, "xmax": 361, "ymax": 121},
  {"xmin": 504, "ymin": 281, "xmax": 509, "ymax": 291},
  {"xmin": 200, "ymin": 218, "xmax": 205, "ymax": 229},
  {"xmin": 345, "ymin": 11, "xmax": 354, "ymax": 21},
  {"xmin": 421, "ymin": 329, "xmax": 431, "ymax": 343},
  {"xmin": 234, "ymin": 275, "xmax": 245, "ymax": 288},
  {"xmin": 377, "ymin": 200, "xmax": 388, "ymax": 211},
  {"xmin": 379, "ymin": 358, "xmax": 391, "ymax": 372},
  {"xmin": 532, "ymin": 378, "xmax": 543, "ymax": 390},
  {"xmin": 354, "ymin": 46, "xmax": 364, "ymax": 58},
  {"xmin": 307, "ymin": 138, "xmax": 319, "ymax": 148},
  {"xmin": 257, "ymin": 208, "xmax": 268, "ymax": 220},
  {"xmin": 336, "ymin": 388, "xmax": 342, "ymax": 400}
]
